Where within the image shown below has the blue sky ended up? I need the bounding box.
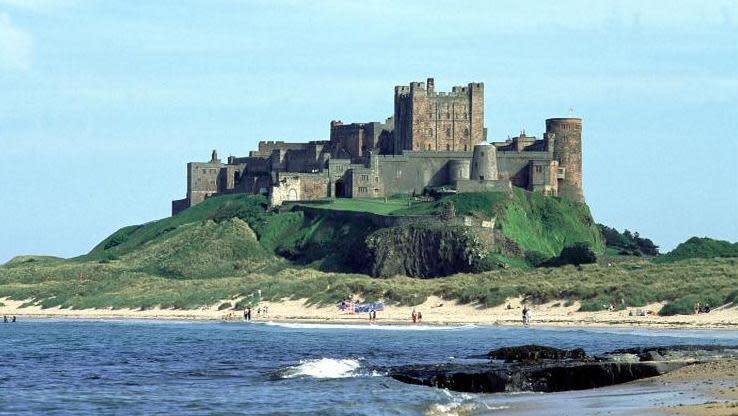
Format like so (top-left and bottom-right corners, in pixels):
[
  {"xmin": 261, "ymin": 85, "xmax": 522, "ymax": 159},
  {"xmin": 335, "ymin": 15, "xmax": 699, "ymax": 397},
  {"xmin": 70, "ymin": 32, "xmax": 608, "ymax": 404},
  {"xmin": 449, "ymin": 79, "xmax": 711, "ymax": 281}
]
[{"xmin": 1, "ymin": 0, "xmax": 736, "ymax": 262}]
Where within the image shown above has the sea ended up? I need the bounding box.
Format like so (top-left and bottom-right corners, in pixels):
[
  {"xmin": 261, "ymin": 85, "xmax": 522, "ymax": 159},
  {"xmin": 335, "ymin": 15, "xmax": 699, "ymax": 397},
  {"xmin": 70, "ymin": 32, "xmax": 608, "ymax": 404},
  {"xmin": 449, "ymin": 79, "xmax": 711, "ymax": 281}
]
[{"xmin": 1, "ymin": 319, "xmax": 737, "ymax": 415}]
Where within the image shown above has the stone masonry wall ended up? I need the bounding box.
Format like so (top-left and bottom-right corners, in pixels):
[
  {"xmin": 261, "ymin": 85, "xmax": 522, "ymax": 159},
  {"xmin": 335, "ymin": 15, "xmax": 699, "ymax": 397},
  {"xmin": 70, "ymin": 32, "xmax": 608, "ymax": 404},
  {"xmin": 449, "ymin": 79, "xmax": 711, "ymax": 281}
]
[{"xmin": 394, "ymin": 79, "xmax": 485, "ymax": 153}]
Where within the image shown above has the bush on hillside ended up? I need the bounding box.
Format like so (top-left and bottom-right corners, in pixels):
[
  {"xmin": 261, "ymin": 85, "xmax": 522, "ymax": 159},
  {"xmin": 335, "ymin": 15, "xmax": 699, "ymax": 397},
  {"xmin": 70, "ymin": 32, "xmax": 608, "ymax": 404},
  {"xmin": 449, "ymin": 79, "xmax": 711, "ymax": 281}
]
[
  {"xmin": 543, "ymin": 243, "xmax": 597, "ymax": 267},
  {"xmin": 658, "ymin": 292, "xmax": 724, "ymax": 316},
  {"xmin": 598, "ymin": 224, "xmax": 659, "ymax": 256}
]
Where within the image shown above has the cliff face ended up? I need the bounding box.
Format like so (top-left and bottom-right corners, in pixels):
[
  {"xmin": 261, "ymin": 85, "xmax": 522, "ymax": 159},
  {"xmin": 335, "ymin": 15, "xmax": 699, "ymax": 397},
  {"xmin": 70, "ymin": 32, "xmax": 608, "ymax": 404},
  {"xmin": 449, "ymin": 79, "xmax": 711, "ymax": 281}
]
[{"xmin": 363, "ymin": 224, "xmax": 518, "ymax": 278}]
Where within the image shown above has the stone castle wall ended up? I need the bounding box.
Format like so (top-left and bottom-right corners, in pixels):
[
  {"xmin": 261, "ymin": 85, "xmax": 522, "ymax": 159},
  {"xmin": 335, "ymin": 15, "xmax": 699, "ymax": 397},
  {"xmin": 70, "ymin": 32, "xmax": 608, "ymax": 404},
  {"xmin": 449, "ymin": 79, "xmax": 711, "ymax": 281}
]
[
  {"xmin": 172, "ymin": 79, "xmax": 585, "ymax": 215},
  {"xmin": 394, "ymin": 79, "xmax": 485, "ymax": 153}
]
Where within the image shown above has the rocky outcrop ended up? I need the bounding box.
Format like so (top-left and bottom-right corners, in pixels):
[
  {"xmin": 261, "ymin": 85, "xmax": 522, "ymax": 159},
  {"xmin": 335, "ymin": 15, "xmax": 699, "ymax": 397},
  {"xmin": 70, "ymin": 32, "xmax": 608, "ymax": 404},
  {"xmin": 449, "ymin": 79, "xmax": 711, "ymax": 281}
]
[
  {"xmin": 488, "ymin": 345, "xmax": 588, "ymax": 362},
  {"xmin": 602, "ymin": 344, "xmax": 738, "ymax": 362},
  {"xmin": 364, "ymin": 224, "xmax": 505, "ymax": 278},
  {"xmin": 389, "ymin": 344, "xmax": 738, "ymax": 394},
  {"xmin": 390, "ymin": 361, "xmax": 685, "ymax": 393}
]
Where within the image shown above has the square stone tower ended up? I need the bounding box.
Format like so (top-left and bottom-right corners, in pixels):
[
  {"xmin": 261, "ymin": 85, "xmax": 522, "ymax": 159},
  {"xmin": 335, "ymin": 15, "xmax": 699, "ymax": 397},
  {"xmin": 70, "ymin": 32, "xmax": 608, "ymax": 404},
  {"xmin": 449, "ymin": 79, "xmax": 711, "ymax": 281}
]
[{"xmin": 393, "ymin": 78, "xmax": 484, "ymax": 153}]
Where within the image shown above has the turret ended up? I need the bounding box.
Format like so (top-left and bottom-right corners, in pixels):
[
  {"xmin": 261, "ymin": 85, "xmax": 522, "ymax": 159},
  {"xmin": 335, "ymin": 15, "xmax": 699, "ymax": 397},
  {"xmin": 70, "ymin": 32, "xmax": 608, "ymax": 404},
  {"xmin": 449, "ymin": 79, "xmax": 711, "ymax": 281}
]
[
  {"xmin": 470, "ymin": 143, "xmax": 498, "ymax": 181},
  {"xmin": 547, "ymin": 118, "xmax": 583, "ymax": 202}
]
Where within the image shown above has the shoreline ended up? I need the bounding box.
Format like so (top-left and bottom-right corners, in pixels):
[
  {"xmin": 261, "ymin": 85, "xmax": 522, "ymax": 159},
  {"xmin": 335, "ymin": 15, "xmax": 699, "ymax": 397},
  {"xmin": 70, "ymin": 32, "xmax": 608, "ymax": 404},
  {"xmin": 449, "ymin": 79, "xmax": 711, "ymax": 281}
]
[{"xmin": 2, "ymin": 296, "xmax": 737, "ymax": 329}]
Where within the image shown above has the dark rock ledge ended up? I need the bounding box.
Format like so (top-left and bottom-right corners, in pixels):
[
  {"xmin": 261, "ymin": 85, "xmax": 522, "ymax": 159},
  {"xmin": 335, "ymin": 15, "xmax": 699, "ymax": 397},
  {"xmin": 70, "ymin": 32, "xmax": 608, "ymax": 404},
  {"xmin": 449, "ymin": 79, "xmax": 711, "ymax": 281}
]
[{"xmin": 389, "ymin": 344, "xmax": 738, "ymax": 394}]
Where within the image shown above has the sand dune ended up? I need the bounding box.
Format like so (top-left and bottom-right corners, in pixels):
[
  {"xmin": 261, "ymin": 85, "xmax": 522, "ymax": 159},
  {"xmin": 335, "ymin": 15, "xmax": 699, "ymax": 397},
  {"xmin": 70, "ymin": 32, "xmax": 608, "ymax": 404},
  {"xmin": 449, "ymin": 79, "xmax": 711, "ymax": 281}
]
[{"xmin": 2, "ymin": 296, "xmax": 736, "ymax": 328}]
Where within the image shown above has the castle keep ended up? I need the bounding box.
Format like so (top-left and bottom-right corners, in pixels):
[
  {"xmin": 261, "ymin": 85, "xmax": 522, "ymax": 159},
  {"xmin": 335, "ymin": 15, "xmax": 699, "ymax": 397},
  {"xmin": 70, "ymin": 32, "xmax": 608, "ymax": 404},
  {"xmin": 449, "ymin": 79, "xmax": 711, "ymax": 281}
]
[{"xmin": 172, "ymin": 78, "xmax": 584, "ymax": 215}]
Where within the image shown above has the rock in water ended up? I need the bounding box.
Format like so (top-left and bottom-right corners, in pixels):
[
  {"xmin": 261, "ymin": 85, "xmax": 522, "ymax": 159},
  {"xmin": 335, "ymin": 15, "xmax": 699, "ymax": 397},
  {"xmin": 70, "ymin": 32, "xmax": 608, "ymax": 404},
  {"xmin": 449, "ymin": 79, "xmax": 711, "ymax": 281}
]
[
  {"xmin": 488, "ymin": 345, "xmax": 588, "ymax": 362},
  {"xmin": 389, "ymin": 344, "xmax": 738, "ymax": 394},
  {"xmin": 389, "ymin": 361, "xmax": 686, "ymax": 393}
]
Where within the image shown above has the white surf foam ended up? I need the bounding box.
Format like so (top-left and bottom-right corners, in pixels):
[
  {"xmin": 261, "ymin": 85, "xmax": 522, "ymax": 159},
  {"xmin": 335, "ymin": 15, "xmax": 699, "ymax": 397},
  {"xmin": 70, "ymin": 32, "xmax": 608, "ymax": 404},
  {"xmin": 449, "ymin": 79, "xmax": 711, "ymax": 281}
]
[
  {"xmin": 280, "ymin": 358, "xmax": 362, "ymax": 379},
  {"xmin": 426, "ymin": 391, "xmax": 486, "ymax": 416},
  {"xmin": 261, "ymin": 321, "xmax": 477, "ymax": 331}
]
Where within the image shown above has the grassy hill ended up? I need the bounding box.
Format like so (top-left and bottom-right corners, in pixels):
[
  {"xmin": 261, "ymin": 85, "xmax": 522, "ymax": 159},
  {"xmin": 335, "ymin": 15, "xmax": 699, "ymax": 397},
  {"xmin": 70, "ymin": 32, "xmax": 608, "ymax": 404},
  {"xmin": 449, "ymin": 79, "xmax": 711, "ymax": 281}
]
[
  {"xmin": 297, "ymin": 189, "xmax": 604, "ymax": 260},
  {"xmin": 1, "ymin": 191, "xmax": 733, "ymax": 315},
  {"xmin": 85, "ymin": 190, "xmax": 604, "ymax": 277},
  {"xmin": 655, "ymin": 237, "xmax": 738, "ymax": 263}
]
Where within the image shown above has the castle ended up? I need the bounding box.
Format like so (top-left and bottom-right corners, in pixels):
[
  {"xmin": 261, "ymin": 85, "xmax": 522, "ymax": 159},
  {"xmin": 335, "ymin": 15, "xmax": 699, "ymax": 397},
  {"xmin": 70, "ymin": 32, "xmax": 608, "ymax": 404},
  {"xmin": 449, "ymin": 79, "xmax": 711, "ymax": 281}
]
[{"xmin": 172, "ymin": 78, "xmax": 584, "ymax": 215}]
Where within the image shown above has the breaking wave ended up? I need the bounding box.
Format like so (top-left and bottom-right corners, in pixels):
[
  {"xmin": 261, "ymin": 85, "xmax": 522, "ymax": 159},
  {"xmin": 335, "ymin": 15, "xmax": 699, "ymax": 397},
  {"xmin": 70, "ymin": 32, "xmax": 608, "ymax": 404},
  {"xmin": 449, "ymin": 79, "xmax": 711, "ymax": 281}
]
[
  {"xmin": 279, "ymin": 358, "xmax": 363, "ymax": 379},
  {"xmin": 426, "ymin": 390, "xmax": 510, "ymax": 416}
]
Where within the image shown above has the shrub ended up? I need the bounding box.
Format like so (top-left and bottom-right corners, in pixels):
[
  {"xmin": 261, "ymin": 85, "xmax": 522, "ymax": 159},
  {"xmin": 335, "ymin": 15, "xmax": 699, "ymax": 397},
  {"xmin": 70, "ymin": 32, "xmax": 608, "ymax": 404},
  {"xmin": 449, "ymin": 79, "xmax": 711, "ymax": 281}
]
[
  {"xmin": 658, "ymin": 292, "xmax": 724, "ymax": 316},
  {"xmin": 543, "ymin": 243, "xmax": 597, "ymax": 267},
  {"xmin": 578, "ymin": 297, "xmax": 611, "ymax": 312},
  {"xmin": 559, "ymin": 243, "xmax": 597, "ymax": 265},
  {"xmin": 217, "ymin": 302, "xmax": 232, "ymax": 310}
]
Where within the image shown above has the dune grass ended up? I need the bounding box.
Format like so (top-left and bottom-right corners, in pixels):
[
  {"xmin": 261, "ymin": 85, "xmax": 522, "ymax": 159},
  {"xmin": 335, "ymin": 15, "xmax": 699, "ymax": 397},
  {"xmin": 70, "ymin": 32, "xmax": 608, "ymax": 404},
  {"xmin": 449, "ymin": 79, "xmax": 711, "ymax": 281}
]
[{"xmin": 1, "ymin": 254, "xmax": 735, "ymax": 315}]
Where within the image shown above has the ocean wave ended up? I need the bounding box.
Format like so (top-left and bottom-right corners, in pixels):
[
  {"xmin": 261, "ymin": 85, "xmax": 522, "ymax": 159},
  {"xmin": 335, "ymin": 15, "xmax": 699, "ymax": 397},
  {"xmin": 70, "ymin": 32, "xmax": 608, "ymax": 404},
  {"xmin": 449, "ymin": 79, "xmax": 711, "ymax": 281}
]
[
  {"xmin": 279, "ymin": 358, "xmax": 362, "ymax": 379},
  {"xmin": 426, "ymin": 390, "xmax": 514, "ymax": 416},
  {"xmin": 260, "ymin": 321, "xmax": 477, "ymax": 331}
]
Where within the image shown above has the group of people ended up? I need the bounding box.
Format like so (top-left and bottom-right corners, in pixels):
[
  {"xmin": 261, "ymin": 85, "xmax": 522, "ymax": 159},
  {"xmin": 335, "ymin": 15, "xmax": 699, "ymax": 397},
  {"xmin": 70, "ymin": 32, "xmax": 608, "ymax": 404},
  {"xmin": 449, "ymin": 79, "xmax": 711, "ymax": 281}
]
[
  {"xmin": 694, "ymin": 302, "xmax": 711, "ymax": 314},
  {"xmin": 368, "ymin": 308, "xmax": 378, "ymax": 322},
  {"xmin": 3, "ymin": 316, "xmax": 16, "ymax": 323},
  {"xmin": 411, "ymin": 309, "xmax": 423, "ymax": 323},
  {"xmin": 242, "ymin": 305, "xmax": 269, "ymax": 321}
]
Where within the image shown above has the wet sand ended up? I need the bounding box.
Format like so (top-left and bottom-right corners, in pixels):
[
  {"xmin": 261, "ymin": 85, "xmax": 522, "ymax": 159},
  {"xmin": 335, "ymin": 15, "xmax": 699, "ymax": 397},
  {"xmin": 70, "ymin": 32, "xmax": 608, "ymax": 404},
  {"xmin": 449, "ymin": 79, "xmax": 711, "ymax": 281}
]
[{"xmin": 655, "ymin": 360, "xmax": 738, "ymax": 415}]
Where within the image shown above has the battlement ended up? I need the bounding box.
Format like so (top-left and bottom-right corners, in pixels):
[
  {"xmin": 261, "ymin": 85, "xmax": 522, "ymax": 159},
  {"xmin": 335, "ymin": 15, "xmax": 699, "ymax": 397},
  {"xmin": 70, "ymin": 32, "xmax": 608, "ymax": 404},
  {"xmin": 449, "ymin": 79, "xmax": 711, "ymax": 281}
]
[{"xmin": 395, "ymin": 78, "xmax": 484, "ymax": 98}]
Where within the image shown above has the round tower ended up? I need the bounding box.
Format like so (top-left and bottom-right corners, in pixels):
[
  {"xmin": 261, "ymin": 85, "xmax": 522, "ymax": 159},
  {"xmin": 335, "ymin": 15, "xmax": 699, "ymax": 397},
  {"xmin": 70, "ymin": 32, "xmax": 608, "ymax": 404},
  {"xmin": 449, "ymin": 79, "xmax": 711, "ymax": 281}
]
[
  {"xmin": 547, "ymin": 118, "xmax": 583, "ymax": 202},
  {"xmin": 470, "ymin": 143, "xmax": 498, "ymax": 181},
  {"xmin": 448, "ymin": 159, "xmax": 471, "ymax": 183}
]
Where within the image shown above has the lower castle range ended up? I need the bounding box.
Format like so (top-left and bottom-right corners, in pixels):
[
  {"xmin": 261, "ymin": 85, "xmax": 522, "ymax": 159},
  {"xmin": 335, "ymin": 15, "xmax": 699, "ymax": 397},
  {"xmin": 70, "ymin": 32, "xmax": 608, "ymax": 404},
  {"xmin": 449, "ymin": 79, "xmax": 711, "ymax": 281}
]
[{"xmin": 172, "ymin": 78, "xmax": 584, "ymax": 214}]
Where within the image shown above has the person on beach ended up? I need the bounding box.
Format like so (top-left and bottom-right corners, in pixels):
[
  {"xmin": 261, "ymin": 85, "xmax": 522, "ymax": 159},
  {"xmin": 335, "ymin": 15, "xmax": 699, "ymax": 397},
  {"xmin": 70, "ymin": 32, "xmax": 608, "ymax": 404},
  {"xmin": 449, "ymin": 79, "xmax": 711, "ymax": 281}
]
[
  {"xmin": 3, "ymin": 316, "xmax": 6, "ymax": 323},
  {"xmin": 417, "ymin": 311, "xmax": 422, "ymax": 323},
  {"xmin": 11, "ymin": 316, "xmax": 15, "ymax": 323},
  {"xmin": 411, "ymin": 309, "xmax": 417, "ymax": 324},
  {"xmin": 244, "ymin": 306, "xmax": 252, "ymax": 321},
  {"xmin": 522, "ymin": 305, "xmax": 530, "ymax": 327}
]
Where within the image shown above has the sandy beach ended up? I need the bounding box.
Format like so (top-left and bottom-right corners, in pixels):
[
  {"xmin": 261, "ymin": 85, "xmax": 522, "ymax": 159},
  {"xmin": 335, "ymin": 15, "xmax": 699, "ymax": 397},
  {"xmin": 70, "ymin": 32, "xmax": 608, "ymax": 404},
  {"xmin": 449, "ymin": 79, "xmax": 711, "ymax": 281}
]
[{"xmin": 2, "ymin": 296, "xmax": 736, "ymax": 328}]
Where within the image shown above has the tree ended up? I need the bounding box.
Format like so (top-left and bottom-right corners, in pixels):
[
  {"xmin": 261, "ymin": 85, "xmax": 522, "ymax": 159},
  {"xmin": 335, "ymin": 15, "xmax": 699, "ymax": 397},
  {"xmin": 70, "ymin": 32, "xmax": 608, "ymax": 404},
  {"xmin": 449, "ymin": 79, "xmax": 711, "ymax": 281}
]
[{"xmin": 556, "ymin": 243, "xmax": 597, "ymax": 266}]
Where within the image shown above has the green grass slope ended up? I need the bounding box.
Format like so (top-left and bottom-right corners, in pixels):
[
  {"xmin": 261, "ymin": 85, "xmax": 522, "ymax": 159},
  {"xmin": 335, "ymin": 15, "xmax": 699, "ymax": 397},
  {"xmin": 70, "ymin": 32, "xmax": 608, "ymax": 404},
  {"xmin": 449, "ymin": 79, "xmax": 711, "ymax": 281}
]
[
  {"xmin": 304, "ymin": 190, "xmax": 603, "ymax": 260},
  {"xmin": 656, "ymin": 237, "xmax": 738, "ymax": 263},
  {"xmin": 89, "ymin": 194, "xmax": 271, "ymax": 258},
  {"xmin": 4, "ymin": 255, "xmax": 64, "ymax": 267},
  {"xmin": 391, "ymin": 189, "xmax": 603, "ymax": 258},
  {"xmin": 122, "ymin": 218, "xmax": 275, "ymax": 278},
  {"xmin": 499, "ymin": 189, "xmax": 604, "ymax": 258}
]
